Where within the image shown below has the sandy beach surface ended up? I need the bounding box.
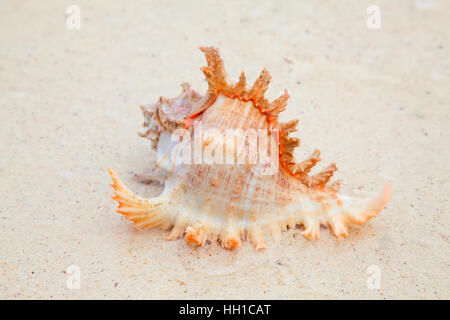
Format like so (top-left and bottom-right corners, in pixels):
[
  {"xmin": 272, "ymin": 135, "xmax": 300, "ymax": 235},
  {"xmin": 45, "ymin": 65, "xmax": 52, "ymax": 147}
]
[{"xmin": 1, "ymin": 0, "xmax": 449, "ymax": 299}]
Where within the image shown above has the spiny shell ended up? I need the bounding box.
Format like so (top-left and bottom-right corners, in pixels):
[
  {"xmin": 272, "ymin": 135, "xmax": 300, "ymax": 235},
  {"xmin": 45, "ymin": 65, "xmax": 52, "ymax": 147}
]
[{"xmin": 108, "ymin": 47, "xmax": 393, "ymax": 250}]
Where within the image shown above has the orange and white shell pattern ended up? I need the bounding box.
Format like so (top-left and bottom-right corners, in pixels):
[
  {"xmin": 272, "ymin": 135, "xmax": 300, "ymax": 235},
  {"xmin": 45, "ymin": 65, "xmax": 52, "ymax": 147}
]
[{"xmin": 107, "ymin": 47, "xmax": 393, "ymax": 250}]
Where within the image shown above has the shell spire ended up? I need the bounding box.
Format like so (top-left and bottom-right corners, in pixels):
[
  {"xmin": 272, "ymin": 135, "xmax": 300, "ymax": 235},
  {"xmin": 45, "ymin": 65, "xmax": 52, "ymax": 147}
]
[{"xmin": 191, "ymin": 46, "xmax": 290, "ymax": 125}]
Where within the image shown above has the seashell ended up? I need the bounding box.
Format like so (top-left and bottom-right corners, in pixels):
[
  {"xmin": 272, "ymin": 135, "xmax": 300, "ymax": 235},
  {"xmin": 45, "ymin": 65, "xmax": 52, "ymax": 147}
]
[{"xmin": 107, "ymin": 47, "xmax": 393, "ymax": 250}]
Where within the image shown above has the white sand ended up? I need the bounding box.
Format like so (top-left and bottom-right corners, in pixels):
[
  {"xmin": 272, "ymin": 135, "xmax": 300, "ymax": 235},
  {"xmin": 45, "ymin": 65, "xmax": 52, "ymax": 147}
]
[{"xmin": 0, "ymin": 0, "xmax": 449, "ymax": 299}]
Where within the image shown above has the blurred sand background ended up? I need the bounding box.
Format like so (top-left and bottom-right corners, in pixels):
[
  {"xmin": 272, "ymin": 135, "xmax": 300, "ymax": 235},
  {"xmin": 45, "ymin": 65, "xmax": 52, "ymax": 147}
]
[{"xmin": 0, "ymin": 0, "xmax": 449, "ymax": 299}]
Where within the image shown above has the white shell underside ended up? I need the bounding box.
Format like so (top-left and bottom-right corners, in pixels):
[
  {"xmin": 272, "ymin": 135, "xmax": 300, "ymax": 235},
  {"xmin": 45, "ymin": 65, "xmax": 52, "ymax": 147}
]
[{"xmin": 109, "ymin": 167, "xmax": 392, "ymax": 249}]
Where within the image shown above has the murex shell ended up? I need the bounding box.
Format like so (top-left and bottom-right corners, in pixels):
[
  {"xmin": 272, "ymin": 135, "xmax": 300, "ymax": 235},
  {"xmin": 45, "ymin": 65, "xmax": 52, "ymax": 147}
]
[{"xmin": 107, "ymin": 47, "xmax": 393, "ymax": 250}]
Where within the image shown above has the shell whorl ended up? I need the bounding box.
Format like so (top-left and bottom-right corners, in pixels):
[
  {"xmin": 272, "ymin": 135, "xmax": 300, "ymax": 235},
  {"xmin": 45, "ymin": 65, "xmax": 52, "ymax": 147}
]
[{"xmin": 107, "ymin": 46, "xmax": 393, "ymax": 250}]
